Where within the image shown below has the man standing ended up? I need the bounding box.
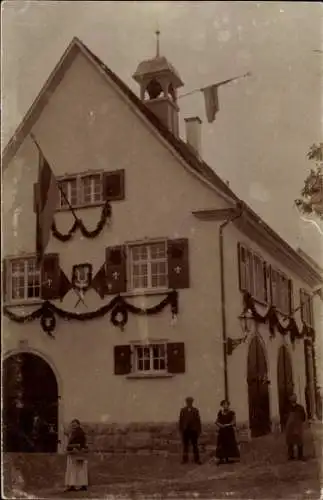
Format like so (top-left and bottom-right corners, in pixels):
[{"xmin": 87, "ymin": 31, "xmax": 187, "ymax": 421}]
[
  {"xmin": 285, "ymin": 394, "xmax": 306, "ymax": 461},
  {"xmin": 179, "ymin": 397, "xmax": 202, "ymax": 464}
]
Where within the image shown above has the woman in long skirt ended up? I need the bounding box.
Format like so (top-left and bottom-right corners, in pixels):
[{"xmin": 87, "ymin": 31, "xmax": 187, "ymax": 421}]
[
  {"xmin": 65, "ymin": 419, "xmax": 89, "ymax": 492},
  {"xmin": 215, "ymin": 400, "xmax": 240, "ymax": 465}
]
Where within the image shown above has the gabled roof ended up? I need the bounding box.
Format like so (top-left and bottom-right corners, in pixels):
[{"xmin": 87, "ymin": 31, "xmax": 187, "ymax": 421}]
[{"xmin": 2, "ymin": 37, "xmax": 322, "ymax": 286}]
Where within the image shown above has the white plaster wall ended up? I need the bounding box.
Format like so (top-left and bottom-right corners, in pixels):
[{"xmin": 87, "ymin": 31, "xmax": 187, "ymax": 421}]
[
  {"xmin": 3, "ymin": 51, "xmax": 229, "ymax": 425},
  {"xmin": 224, "ymin": 223, "xmax": 320, "ymax": 424}
]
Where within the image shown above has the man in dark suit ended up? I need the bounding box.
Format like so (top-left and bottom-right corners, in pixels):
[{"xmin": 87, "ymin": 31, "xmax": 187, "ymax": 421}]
[
  {"xmin": 179, "ymin": 397, "xmax": 202, "ymax": 464},
  {"xmin": 285, "ymin": 393, "xmax": 306, "ymax": 461}
]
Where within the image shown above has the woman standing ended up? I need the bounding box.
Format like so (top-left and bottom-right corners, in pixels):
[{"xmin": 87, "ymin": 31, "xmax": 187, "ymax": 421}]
[
  {"xmin": 65, "ymin": 419, "xmax": 89, "ymax": 492},
  {"xmin": 215, "ymin": 400, "xmax": 240, "ymax": 465}
]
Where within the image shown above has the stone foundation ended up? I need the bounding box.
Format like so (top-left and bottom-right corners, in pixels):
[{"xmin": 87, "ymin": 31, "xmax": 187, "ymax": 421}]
[{"xmin": 64, "ymin": 421, "xmax": 252, "ymax": 453}]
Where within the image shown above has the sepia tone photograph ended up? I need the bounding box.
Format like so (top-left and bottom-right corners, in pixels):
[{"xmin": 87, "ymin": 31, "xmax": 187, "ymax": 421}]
[{"xmin": 1, "ymin": 1, "xmax": 323, "ymax": 498}]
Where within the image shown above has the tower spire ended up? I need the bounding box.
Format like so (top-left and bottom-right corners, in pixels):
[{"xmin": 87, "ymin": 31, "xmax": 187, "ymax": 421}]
[{"xmin": 155, "ymin": 29, "xmax": 160, "ymax": 58}]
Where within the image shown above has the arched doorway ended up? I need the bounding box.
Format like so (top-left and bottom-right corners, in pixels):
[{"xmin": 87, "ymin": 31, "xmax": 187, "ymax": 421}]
[
  {"xmin": 247, "ymin": 335, "xmax": 271, "ymax": 437},
  {"xmin": 277, "ymin": 345, "xmax": 294, "ymax": 430},
  {"xmin": 3, "ymin": 352, "xmax": 59, "ymax": 453}
]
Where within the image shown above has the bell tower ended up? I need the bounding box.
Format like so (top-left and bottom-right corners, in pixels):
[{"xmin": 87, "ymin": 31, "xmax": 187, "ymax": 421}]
[{"xmin": 132, "ymin": 31, "xmax": 184, "ymax": 137}]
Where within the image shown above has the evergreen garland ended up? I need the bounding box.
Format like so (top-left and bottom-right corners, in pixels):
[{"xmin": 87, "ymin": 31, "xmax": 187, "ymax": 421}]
[
  {"xmin": 3, "ymin": 290, "xmax": 178, "ymax": 337},
  {"xmin": 51, "ymin": 201, "xmax": 112, "ymax": 241},
  {"xmin": 243, "ymin": 292, "xmax": 315, "ymax": 343}
]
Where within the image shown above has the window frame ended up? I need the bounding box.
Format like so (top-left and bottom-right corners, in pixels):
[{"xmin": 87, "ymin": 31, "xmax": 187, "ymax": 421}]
[
  {"xmin": 56, "ymin": 171, "xmax": 105, "ymax": 211},
  {"xmin": 300, "ymin": 288, "xmax": 314, "ymax": 327},
  {"xmin": 127, "ymin": 240, "xmax": 169, "ymax": 293},
  {"xmin": 6, "ymin": 255, "xmax": 42, "ymax": 305},
  {"xmin": 270, "ymin": 267, "xmax": 291, "ymax": 316},
  {"xmin": 238, "ymin": 243, "xmax": 268, "ymax": 305},
  {"xmin": 130, "ymin": 340, "xmax": 168, "ymax": 375}
]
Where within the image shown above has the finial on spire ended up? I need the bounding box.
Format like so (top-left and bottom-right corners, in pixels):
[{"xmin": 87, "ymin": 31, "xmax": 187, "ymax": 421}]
[{"xmin": 155, "ymin": 29, "xmax": 160, "ymax": 57}]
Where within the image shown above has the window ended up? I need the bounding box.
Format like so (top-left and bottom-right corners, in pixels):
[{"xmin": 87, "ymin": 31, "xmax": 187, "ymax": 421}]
[
  {"xmin": 238, "ymin": 244, "xmax": 267, "ymax": 303},
  {"xmin": 58, "ymin": 173, "xmax": 103, "ymax": 208},
  {"xmin": 133, "ymin": 343, "xmax": 167, "ymax": 374},
  {"xmin": 8, "ymin": 257, "xmax": 41, "ymax": 302},
  {"xmin": 270, "ymin": 268, "xmax": 292, "ymax": 315},
  {"xmin": 300, "ymin": 289, "xmax": 314, "ymax": 327},
  {"xmin": 129, "ymin": 242, "xmax": 168, "ymax": 291}
]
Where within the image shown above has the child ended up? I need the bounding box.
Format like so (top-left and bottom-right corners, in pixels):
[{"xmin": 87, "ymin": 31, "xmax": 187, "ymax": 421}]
[{"xmin": 65, "ymin": 419, "xmax": 89, "ymax": 492}]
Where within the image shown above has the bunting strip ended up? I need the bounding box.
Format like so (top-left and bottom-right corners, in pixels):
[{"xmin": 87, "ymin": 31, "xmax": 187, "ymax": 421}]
[
  {"xmin": 3, "ymin": 291, "xmax": 178, "ymax": 337},
  {"xmin": 243, "ymin": 292, "xmax": 315, "ymax": 344}
]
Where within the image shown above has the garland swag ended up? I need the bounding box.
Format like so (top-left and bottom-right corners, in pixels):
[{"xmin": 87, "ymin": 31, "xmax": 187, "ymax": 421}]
[
  {"xmin": 243, "ymin": 292, "xmax": 314, "ymax": 343},
  {"xmin": 51, "ymin": 201, "xmax": 112, "ymax": 241},
  {"xmin": 3, "ymin": 290, "xmax": 178, "ymax": 337}
]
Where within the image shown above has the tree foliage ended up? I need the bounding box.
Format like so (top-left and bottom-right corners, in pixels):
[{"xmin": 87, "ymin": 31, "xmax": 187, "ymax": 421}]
[{"xmin": 295, "ymin": 143, "xmax": 323, "ymax": 220}]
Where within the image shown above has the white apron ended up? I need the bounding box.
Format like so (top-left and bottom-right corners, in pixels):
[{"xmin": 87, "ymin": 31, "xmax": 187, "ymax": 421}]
[{"xmin": 65, "ymin": 454, "xmax": 88, "ymax": 487}]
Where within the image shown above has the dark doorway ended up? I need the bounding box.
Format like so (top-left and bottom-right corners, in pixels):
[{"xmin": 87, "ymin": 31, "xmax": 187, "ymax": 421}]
[
  {"xmin": 277, "ymin": 345, "xmax": 294, "ymax": 430},
  {"xmin": 3, "ymin": 352, "xmax": 59, "ymax": 453},
  {"xmin": 247, "ymin": 335, "xmax": 271, "ymax": 437}
]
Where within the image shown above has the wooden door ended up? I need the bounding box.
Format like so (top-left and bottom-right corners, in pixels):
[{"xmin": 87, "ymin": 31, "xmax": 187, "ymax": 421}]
[
  {"xmin": 277, "ymin": 345, "xmax": 294, "ymax": 430},
  {"xmin": 247, "ymin": 335, "xmax": 271, "ymax": 437}
]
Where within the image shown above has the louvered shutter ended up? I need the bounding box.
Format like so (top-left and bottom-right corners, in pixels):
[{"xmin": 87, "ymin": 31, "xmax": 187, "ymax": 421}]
[
  {"xmin": 167, "ymin": 342, "xmax": 185, "ymax": 374},
  {"xmin": 114, "ymin": 345, "xmax": 132, "ymax": 375},
  {"xmin": 238, "ymin": 243, "xmax": 247, "ymax": 291},
  {"xmin": 167, "ymin": 239, "xmax": 189, "ymax": 289},
  {"xmin": 91, "ymin": 264, "xmax": 107, "ymax": 298},
  {"xmin": 103, "ymin": 170, "xmax": 125, "ymax": 201},
  {"xmin": 106, "ymin": 246, "xmax": 127, "ymax": 294},
  {"xmin": 300, "ymin": 289, "xmax": 305, "ymax": 323},
  {"xmin": 41, "ymin": 254, "xmax": 60, "ymax": 300},
  {"xmin": 263, "ymin": 262, "xmax": 268, "ymax": 303},
  {"xmin": 2, "ymin": 259, "xmax": 8, "ymax": 302},
  {"xmin": 288, "ymin": 280, "xmax": 293, "ymax": 315}
]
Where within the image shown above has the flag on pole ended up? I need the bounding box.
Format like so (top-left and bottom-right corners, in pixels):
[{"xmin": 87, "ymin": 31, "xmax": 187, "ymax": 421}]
[
  {"xmin": 32, "ymin": 135, "xmax": 60, "ymax": 263},
  {"xmin": 202, "ymin": 84, "xmax": 220, "ymax": 123},
  {"xmin": 201, "ymin": 72, "xmax": 251, "ymax": 123}
]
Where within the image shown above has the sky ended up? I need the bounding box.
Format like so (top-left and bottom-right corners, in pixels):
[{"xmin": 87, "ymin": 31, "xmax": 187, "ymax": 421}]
[{"xmin": 2, "ymin": 0, "xmax": 323, "ymax": 264}]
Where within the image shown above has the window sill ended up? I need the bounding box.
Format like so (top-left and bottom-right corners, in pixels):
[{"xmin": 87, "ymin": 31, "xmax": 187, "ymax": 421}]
[
  {"xmin": 121, "ymin": 288, "xmax": 171, "ymax": 299},
  {"xmin": 240, "ymin": 290, "xmax": 268, "ymax": 308},
  {"xmin": 4, "ymin": 299, "xmax": 44, "ymax": 308},
  {"xmin": 56, "ymin": 202, "xmax": 105, "ymax": 212},
  {"xmin": 126, "ymin": 373, "xmax": 174, "ymax": 380}
]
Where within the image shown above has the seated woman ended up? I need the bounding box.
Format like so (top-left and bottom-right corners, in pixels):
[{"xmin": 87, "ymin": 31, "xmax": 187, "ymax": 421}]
[
  {"xmin": 215, "ymin": 400, "xmax": 240, "ymax": 465},
  {"xmin": 65, "ymin": 419, "xmax": 89, "ymax": 492}
]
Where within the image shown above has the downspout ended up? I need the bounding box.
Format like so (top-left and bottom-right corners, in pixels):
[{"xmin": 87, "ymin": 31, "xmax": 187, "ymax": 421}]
[{"xmin": 219, "ymin": 202, "xmax": 244, "ymax": 401}]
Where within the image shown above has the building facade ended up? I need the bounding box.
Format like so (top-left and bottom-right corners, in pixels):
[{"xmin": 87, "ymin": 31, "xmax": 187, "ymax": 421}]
[{"xmin": 2, "ymin": 38, "xmax": 322, "ymax": 453}]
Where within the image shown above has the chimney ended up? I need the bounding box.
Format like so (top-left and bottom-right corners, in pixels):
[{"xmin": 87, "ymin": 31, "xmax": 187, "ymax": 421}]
[{"xmin": 185, "ymin": 117, "xmax": 202, "ymax": 157}]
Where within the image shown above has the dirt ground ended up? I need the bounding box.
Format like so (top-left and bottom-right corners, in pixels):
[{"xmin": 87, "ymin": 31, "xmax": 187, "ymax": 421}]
[{"xmin": 7, "ymin": 452, "xmax": 322, "ymax": 500}]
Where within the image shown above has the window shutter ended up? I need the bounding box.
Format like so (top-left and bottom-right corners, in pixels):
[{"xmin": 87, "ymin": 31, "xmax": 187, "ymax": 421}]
[
  {"xmin": 288, "ymin": 280, "xmax": 293, "ymax": 315},
  {"xmin": 41, "ymin": 254, "xmax": 60, "ymax": 300},
  {"xmin": 106, "ymin": 246, "xmax": 127, "ymax": 294},
  {"xmin": 33, "ymin": 183, "xmax": 39, "ymax": 213},
  {"xmin": 269, "ymin": 266, "xmax": 274, "ymax": 305},
  {"xmin": 2, "ymin": 259, "xmax": 7, "ymax": 302},
  {"xmin": 237, "ymin": 243, "xmax": 243, "ymax": 290},
  {"xmin": 91, "ymin": 264, "xmax": 107, "ymax": 298},
  {"xmin": 114, "ymin": 345, "xmax": 132, "ymax": 375},
  {"xmin": 263, "ymin": 262, "xmax": 268, "ymax": 303},
  {"xmin": 167, "ymin": 342, "xmax": 185, "ymax": 374},
  {"xmin": 300, "ymin": 289, "xmax": 305, "ymax": 322},
  {"xmin": 167, "ymin": 239, "xmax": 189, "ymax": 289},
  {"xmin": 103, "ymin": 170, "xmax": 125, "ymax": 201}
]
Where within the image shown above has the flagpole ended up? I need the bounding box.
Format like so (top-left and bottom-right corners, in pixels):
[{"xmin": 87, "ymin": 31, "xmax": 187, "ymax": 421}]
[
  {"xmin": 30, "ymin": 133, "xmax": 79, "ymax": 223},
  {"xmin": 178, "ymin": 71, "xmax": 251, "ymax": 100}
]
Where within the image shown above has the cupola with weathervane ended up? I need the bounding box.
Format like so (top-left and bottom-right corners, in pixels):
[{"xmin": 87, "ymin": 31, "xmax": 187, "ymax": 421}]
[{"xmin": 133, "ymin": 31, "xmax": 184, "ymax": 137}]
